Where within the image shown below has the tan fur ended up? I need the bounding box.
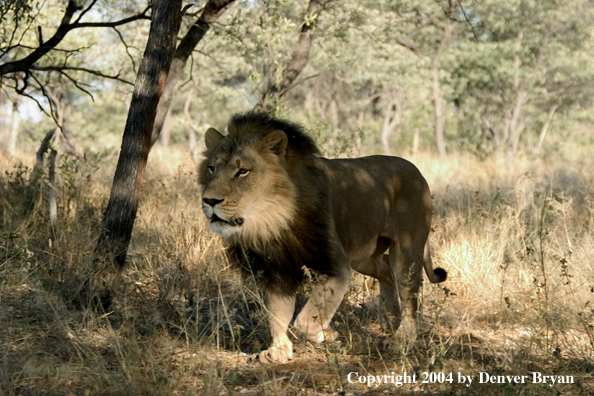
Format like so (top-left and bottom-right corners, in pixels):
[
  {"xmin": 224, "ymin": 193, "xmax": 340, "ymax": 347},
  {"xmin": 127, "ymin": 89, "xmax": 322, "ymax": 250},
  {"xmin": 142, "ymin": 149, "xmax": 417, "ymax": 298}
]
[
  {"xmin": 199, "ymin": 115, "xmax": 446, "ymax": 364},
  {"xmin": 201, "ymin": 134, "xmax": 297, "ymax": 249}
]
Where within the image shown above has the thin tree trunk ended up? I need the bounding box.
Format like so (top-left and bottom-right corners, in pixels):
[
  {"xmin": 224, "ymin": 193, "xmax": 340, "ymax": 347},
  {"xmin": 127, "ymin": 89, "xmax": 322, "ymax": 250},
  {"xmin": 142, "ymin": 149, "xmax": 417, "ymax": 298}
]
[
  {"xmin": 25, "ymin": 129, "xmax": 55, "ymax": 212},
  {"xmin": 412, "ymin": 128, "xmax": 419, "ymax": 155},
  {"xmin": 48, "ymin": 149, "xmax": 58, "ymax": 242},
  {"xmin": 45, "ymin": 83, "xmax": 82, "ymax": 159},
  {"xmin": 150, "ymin": 0, "xmax": 236, "ymax": 146},
  {"xmin": 354, "ymin": 109, "xmax": 363, "ymax": 157},
  {"xmin": 507, "ymin": 89, "xmax": 528, "ymax": 156},
  {"xmin": 30, "ymin": 129, "xmax": 55, "ymax": 186},
  {"xmin": 160, "ymin": 104, "xmax": 173, "ymax": 147},
  {"xmin": 304, "ymin": 90, "xmax": 315, "ymax": 121},
  {"xmin": 430, "ymin": 22, "xmax": 452, "ymax": 161},
  {"xmin": 328, "ymin": 98, "xmax": 338, "ymax": 147},
  {"xmin": 8, "ymin": 101, "xmax": 19, "ymax": 156},
  {"xmin": 535, "ymin": 103, "xmax": 559, "ymax": 157},
  {"xmin": 255, "ymin": 0, "xmax": 324, "ymax": 111},
  {"xmin": 183, "ymin": 85, "xmax": 199, "ymax": 159},
  {"xmin": 431, "ymin": 65, "xmax": 446, "ymax": 160},
  {"xmin": 381, "ymin": 101, "xmax": 399, "ymax": 155},
  {"xmin": 95, "ymin": 0, "xmax": 183, "ymax": 272},
  {"xmin": 505, "ymin": 29, "xmax": 526, "ymax": 158}
]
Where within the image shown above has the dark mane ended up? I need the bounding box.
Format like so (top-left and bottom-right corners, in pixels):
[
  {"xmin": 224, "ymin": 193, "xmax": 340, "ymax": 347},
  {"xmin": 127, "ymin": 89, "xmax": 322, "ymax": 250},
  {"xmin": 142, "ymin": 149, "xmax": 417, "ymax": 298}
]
[
  {"xmin": 224, "ymin": 113, "xmax": 334, "ymax": 296},
  {"xmin": 228, "ymin": 112, "xmax": 320, "ymax": 157}
]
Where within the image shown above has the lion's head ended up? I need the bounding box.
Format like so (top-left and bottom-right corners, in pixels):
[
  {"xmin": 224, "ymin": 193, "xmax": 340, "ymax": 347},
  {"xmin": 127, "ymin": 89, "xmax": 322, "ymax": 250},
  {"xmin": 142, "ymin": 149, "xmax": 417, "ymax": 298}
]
[{"xmin": 198, "ymin": 112, "xmax": 319, "ymax": 244}]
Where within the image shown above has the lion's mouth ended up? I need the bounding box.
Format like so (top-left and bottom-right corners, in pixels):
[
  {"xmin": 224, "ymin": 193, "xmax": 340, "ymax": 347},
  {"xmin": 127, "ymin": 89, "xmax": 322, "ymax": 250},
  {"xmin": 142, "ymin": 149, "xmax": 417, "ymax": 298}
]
[{"xmin": 211, "ymin": 214, "xmax": 244, "ymax": 227}]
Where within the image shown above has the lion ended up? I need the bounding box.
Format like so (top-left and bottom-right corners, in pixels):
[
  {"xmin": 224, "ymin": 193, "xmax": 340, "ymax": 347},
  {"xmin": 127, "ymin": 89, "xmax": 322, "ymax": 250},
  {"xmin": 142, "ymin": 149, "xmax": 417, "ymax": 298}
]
[{"xmin": 198, "ymin": 112, "xmax": 447, "ymax": 364}]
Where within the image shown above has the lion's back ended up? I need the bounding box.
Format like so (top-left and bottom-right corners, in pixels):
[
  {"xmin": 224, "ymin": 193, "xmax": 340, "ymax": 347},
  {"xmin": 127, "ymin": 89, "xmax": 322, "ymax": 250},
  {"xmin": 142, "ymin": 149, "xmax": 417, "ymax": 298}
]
[{"xmin": 315, "ymin": 155, "xmax": 432, "ymax": 256}]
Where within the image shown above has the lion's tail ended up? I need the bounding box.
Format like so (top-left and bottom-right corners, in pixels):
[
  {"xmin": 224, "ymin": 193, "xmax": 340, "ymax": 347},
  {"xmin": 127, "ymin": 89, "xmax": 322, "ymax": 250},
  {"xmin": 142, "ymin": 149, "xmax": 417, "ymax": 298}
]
[{"xmin": 424, "ymin": 243, "xmax": 447, "ymax": 283}]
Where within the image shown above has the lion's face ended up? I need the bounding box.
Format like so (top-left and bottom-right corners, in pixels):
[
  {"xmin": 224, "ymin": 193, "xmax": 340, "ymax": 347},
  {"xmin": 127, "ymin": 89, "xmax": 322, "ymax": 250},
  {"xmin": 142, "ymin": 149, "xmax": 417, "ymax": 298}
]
[{"xmin": 200, "ymin": 128, "xmax": 297, "ymax": 242}]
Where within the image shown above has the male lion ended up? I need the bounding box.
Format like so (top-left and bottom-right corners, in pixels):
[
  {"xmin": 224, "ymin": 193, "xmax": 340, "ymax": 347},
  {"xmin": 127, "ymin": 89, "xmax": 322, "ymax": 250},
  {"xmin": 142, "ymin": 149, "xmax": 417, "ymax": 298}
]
[{"xmin": 199, "ymin": 112, "xmax": 447, "ymax": 364}]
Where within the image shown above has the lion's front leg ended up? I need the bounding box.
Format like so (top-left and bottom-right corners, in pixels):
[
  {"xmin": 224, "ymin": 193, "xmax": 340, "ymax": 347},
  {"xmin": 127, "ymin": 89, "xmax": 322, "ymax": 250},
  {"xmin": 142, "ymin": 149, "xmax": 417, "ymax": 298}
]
[
  {"xmin": 293, "ymin": 263, "xmax": 351, "ymax": 343},
  {"xmin": 258, "ymin": 293, "xmax": 296, "ymax": 364}
]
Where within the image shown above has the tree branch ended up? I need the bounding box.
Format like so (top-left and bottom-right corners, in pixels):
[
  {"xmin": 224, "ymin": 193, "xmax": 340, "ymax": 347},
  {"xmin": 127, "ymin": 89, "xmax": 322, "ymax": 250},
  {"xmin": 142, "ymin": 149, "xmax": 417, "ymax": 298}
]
[
  {"xmin": 0, "ymin": 2, "xmax": 150, "ymax": 77},
  {"xmin": 393, "ymin": 35, "xmax": 427, "ymax": 62},
  {"xmin": 72, "ymin": 6, "xmax": 151, "ymax": 29},
  {"xmin": 255, "ymin": 0, "xmax": 328, "ymax": 111},
  {"xmin": 30, "ymin": 65, "xmax": 134, "ymax": 85},
  {"xmin": 0, "ymin": 0, "xmax": 79, "ymax": 76}
]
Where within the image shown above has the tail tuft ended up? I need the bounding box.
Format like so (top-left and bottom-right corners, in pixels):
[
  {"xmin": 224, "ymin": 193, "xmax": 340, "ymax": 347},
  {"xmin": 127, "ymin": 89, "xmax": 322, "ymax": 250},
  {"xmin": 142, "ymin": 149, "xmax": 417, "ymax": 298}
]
[{"xmin": 433, "ymin": 268, "xmax": 447, "ymax": 283}]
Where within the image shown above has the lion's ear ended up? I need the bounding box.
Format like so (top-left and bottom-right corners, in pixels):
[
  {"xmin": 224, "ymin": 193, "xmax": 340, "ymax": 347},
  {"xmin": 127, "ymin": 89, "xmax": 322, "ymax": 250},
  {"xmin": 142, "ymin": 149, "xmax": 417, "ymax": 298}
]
[
  {"xmin": 263, "ymin": 130, "xmax": 288, "ymax": 158},
  {"xmin": 205, "ymin": 128, "xmax": 224, "ymax": 150}
]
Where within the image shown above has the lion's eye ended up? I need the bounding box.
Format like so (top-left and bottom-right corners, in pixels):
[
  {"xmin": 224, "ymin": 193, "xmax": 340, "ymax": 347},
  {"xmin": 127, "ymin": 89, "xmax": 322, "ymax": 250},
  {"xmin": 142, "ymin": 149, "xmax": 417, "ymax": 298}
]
[
  {"xmin": 236, "ymin": 168, "xmax": 250, "ymax": 177},
  {"xmin": 207, "ymin": 166, "xmax": 215, "ymax": 174}
]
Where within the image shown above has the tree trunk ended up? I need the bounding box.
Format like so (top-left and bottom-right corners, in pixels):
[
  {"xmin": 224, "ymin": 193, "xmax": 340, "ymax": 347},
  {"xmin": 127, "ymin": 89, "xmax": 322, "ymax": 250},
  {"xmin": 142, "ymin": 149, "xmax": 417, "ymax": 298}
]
[
  {"xmin": 505, "ymin": 29, "xmax": 526, "ymax": 158},
  {"xmin": 381, "ymin": 101, "xmax": 399, "ymax": 155},
  {"xmin": 412, "ymin": 128, "xmax": 419, "ymax": 155},
  {"xmin": 160, "ymin": 104, "xmax": 173, "ymax": 147},
  {"xmin": 183, "ymin": 85, "xmax": 199, "ymax": 159},
  {"xmin": 30, "ymin": 129, "xmax": 55, "ymax": 187},
  {"xmin": 95, "ymin": 0, "xmax": 183, "ymax": 271},
  {"xmin": 48, "ymin": 149, "xmax": 58, "ymax": 242},
  {"xmin": 150, "ymin": 0, "xmax": 236, "ymax": 146},
  {"xmin": 353, "ymin": 109, "xmax": 363, "ymax": 157},
  {"xmin": 431, "ymin": 65, "xmax": 447, "ymax": 160},
  {"xmin": 45, "ymin": 82, "xmax": 82, "ymax": 159},
  {"xmin": 8, "ymin": 100, "xmax": 19, "ymax": 156},
  {"xmin": 506, "ymin": 89, "xmax": 528, "ymax": 156},
  {"xmin": 430, "ymin": 22, "xmax": 452, "ymax": 161},
  {"xmin": 255, "ymin": 0, "xmax": 324, "ymax": 111},
  {"xmin": 535, "ymin": 103, "xmax": 559, "ymax": 157},
  {"xmin": 328, "ymin": 98, "xmax": 338, "ymax": 147}
]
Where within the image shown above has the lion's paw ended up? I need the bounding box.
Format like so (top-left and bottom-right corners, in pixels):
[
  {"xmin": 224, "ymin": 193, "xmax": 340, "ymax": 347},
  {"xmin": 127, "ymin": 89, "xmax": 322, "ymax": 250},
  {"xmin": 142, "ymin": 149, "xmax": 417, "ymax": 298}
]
[
  {"xmin": 257, "ymin": 344, "xmax": 293, "ymax": 364},
  {"xmin": 304, "ymin": 328, "xmax": 339, "ymax": 343},
  {"xmin": 397, "ymin": 317, "xmax": 418, "ymax": 341}
]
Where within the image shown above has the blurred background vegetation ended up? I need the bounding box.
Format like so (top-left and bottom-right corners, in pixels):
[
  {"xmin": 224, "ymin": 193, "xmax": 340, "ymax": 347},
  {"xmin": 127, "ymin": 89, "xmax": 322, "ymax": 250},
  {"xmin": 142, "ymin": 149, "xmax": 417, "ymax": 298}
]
[{"xmin": 2, "ymin": 0, "xmax": 593, "ymax": 161}]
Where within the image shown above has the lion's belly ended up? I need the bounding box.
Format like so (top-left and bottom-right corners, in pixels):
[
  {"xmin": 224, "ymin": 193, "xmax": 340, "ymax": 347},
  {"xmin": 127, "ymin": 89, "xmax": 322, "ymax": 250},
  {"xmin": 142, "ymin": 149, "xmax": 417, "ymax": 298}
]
[{"xmin": 344, "ymin": 238, "xmax": 386, "ymax": 262}]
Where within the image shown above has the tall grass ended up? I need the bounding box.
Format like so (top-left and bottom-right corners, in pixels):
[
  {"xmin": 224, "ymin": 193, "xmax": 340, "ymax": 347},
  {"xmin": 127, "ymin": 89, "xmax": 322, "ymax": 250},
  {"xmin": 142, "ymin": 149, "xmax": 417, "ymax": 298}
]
[{"xmin": 1, "ymin": 148, "xmax": 593, "ymax": 395}]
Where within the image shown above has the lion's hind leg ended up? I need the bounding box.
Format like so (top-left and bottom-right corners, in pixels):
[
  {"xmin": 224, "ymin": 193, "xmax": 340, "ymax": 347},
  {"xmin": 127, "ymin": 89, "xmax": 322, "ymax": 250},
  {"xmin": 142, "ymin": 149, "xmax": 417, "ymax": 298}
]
[
  {"xmin": 388, "ymin": 239, "xmax": 423, "ymax": 340},
  {"xmin": 351, "ymin": 255, "xmax": 401, "ymax": 331}
]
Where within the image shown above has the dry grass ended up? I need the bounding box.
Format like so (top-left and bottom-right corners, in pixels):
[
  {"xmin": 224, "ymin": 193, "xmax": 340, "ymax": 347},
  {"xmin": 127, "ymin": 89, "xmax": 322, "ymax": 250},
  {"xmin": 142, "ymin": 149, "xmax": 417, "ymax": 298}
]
[{"xmin": 1, "ymin": 147, "xmax": 593, "ymax": 395}]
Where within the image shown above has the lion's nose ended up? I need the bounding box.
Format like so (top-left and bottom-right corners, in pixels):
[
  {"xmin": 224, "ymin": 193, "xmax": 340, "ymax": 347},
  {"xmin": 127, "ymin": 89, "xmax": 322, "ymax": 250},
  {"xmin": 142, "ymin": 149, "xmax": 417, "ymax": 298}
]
[{"xmin": 203, "ymin": 197, "xmax": 224, "ymax": 207}]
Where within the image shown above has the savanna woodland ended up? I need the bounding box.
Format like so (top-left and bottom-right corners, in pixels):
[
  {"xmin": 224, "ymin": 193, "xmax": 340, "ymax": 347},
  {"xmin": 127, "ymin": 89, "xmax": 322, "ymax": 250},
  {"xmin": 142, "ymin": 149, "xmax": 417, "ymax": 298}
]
[{"xmin": 1, "ymin": 0, "xmax": 594, "ymax": 395}]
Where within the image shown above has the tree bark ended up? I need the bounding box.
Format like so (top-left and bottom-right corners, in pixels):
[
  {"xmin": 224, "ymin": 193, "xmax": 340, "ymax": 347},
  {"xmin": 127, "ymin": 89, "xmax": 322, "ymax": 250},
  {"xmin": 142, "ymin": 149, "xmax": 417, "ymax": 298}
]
[
  {"xmin": 150, "ymin": 0, "xmax": 236, "ymax": 146},
  {"xmin": 255, "ymin": 0, "xmax": 324, "ymax": 111},
  {"xmin": 95, "ymin": 0, "xmax": 183, "ymax": 270}
]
